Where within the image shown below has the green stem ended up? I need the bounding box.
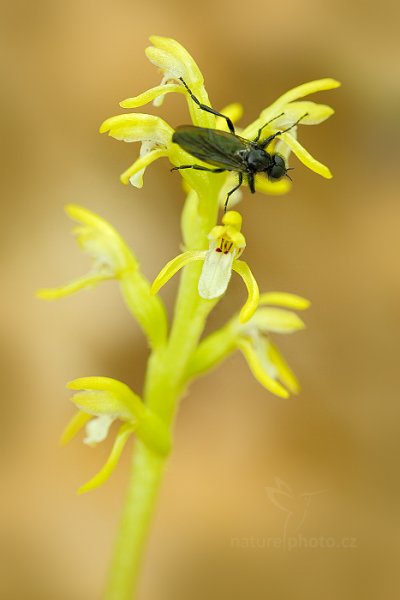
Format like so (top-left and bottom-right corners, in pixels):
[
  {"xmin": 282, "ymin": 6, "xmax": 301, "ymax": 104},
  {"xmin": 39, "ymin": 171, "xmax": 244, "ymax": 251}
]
[
  {"xmin": 104, "ymin": 268, "xmax": 217, "ymax": 600},
  {"xmin": 105, "ymin": 184, "xmax": 220, "ymax": 599},
  {"xmin": 104, "ymin": 441, "xmax": 166, "ymax": 600}
]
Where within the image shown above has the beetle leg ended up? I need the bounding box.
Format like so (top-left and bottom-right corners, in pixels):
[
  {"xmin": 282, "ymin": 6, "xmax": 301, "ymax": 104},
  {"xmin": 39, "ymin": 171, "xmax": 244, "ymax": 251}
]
[
  {"xmin": 171, "ymin": 164, "xmax": 226, "ymax": 173},
  {"xmin": 224, "ymin": 172, "xmax": 243, "ymax": 213},
  {"xmin": 248, "ymin": 172, "xmax": 255, "ymax": 194},
  {"xmin": 260, "ymin": 113, "xmax": 309, "ymax": 149},
  {"xmin": 253, "ymin": 112, "xmax": 285, "ymax": 143},
  {"xmin": 179, "ymin": 78, "xmax": 236, "ymax": 135}
]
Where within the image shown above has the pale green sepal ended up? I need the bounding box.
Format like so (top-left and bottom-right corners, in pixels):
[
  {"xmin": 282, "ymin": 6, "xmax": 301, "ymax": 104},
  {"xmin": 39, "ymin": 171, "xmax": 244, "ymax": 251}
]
[
  {"xmin": 251, "ymin": 308, "xmax": 306, "ymax": 334},
  {"xmin": 259, "ymin": 292, "xmax": 310, "ymax": 310},
  {"xmin": 281, "ymin": 133, "xmax": 332, "ymax": 178},
  {"xmin": 60, "ymin": 411, "xmax": 92, "ymax": 446},
  {"xmin": 67, "ymin": 376, "xmax": 145, "ymax": 421},
  {"xmin": 65, "ymin": 204, "xmax": 138, "ymax": 273},
  {"xmin": 120, "ymin": 84, "xmax": 185, "ymax": 108},
  {"xmin": 151, "ymin": 250, "xmax": 206, "ymax": 295},
  {"xmin": 145, "ymin": 36, "xmax": 213, "ymax": 126},
  {"xmin": 146, "ymin": 36, "xmax": 204, "ymax": 86},
  {"xmin": 232, "ymin": 260, "xmax": 260, "ymax": 323},
  {"xmin": 77, "ymin": 423, "xmax": 135, "ymax": 494},
  {"xmin": 237, "ymin": 338, "xmax": 289, "ymax": 398},
  {"xmin": 268, "ymin": 341, "xmax": 300, "ymax": 395}
]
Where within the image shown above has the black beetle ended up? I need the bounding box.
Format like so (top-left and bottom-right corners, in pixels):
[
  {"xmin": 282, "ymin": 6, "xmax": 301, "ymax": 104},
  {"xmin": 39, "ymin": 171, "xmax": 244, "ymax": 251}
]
[{"xmin": 172, "ymin": 78, "xmax": 307, "ymax": 211}]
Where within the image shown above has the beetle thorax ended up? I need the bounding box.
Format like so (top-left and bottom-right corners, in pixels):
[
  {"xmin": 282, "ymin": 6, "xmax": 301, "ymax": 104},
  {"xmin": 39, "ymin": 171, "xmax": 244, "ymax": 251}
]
[{"xmin": 244, "ymin": 146, "xmax": 271, "ymax": 172}]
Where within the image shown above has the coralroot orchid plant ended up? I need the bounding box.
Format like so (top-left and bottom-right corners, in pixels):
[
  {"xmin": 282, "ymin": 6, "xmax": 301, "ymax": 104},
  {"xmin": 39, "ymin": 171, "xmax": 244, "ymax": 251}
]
[{"xmin": 38, "ymin": 36, "xmax": 339, "ymax": 600}]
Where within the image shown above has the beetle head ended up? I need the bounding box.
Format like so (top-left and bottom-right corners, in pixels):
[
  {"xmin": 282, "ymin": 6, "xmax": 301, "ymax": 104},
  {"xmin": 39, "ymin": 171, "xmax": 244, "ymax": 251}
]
[{"xmin": 266, "ymin": 154, "xmax": 287, "ymax": 181}]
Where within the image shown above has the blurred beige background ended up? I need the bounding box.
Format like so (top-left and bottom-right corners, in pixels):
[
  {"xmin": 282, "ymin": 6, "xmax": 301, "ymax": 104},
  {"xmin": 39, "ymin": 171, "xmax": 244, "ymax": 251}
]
[{"xmin": 1, "ymin": 0, "xmax": 400, "ymax": 598}]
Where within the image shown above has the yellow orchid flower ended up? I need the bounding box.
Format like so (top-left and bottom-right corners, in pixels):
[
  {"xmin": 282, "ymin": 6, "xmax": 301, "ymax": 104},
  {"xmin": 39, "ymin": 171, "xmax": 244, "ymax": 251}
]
[
  {"xmin": 151, "ymin": 211, "xmax": 259, "ymax": 323},
  {"xmin": 187, "ymin": 292, "xmax": 310, "ymax": 398},
  {"xmin": 100, "ymin": 35, "xmax": 340, "ymax": 198},
  {"xmin": 62, "ymin": 377, "xmax": 171, "ymax": 494},
  {"xmin": 37, "ymin": 204, "xmax": 167, "ymax": 349}
]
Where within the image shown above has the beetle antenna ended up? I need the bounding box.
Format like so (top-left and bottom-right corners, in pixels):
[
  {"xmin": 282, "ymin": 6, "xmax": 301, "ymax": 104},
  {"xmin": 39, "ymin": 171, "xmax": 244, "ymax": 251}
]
[
  {"xmin": 279, "ymin": 113, "xmax": 309, "ymax": 135},
  {"xmin": 285, "ymin": 167, "xmax": 294, "ymax": 182},
  {"xmin": 254, "ymin": 112, "xmax": 285, "ymax": 143}
]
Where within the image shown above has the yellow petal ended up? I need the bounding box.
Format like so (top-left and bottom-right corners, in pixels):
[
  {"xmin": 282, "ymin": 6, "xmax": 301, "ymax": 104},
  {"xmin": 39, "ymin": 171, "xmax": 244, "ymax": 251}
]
[
  {"xmin": 99, "ymin": 113, "xmax": 173, "ymax": 143},
  {"xmin": 259, "ymin": 292, "xmax": 310, "ymax": 310},
  {"xmin": 146, "ymin": 37, "xmax": 213, "ymax": 127},
  {"xmin": 237, "ymin": 338, "xmax": 289, "ymax": 398},
  {"xmin": 120, "ymin": 148, "xmax": 169, "ymax": 186},
  {"xmin": 146, "ymin": 35, "xmax": 204, "ymax": 87},
  {"xmin": 254, "ymin": 174, "xmax": 292, "ymax": 196},
  {"xmin": 36, "ymin": 272, "xmax": 113, "ymax": 300},
  {"xmin": 216, "ymin": 103, "xmax": 244, "ymax": 130},
  {"xmin": 120, "ymin": 83, "xmax": 185, "ymax": 108},
  {"xmin": 67, "ymin": 376, "xmax": 145, "ymax": 421},
  {"xmin": 281, "ymin": 132, "xmax": 332, "ymax": 178},
  {"xmin": 252, "ymin": 308, "xmax": 306, "ymax": 333},
  {"xmin": 60, "ymin": 410, "xmax": 92, "ymax": 446},
  {"xmin": 268, "ymin": 341, "xmax": 300, "ymax": 394},
  {"xmin": 151, "ymin": 250, "xmax": 205, "ymax": 295},
  {"xmin": 279, "ymin": 101, "xmax": 335, "ymax": 125},
  {"xmin": 273, "ymin": 78, "xmax": 340, "ymax": 106},
  {"xmin": 231, "ymin": 260, "xmax": 260, "ymax": 323},
  {"xmin": 78, "ymin": 423, "xmax": 134, "ymax": 494}
]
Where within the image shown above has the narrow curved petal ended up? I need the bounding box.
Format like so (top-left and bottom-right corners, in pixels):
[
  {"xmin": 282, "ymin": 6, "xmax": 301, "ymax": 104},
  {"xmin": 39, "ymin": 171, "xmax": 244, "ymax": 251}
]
[
  {"xmin": 151, "ymin": 250, "xmax": 205, "ymax": 295},
  {"xmin": 267, "ymin": 78, "xmax": 341, "ymax": 112},
  {"xmin": 259, "ymin": 292, "xmax": 310, "ymax": 310},
  {"xmin": 78, "ymin": 424, "xmax": 135, "ymax": 494},
  {"xmin": 281, "ymin": 132, "xmax": 332, "ymax": 178},
  {"xmin": 268, "ymin": 341, "xmax": 300, "ymax": 394},
  {"xmin": 251, "ymin": 308, "xmax": 306, "ymax": 334},
  {"xmin": 232, "ymin": 260, "xmax": 260, "ymax": 323},
  {"xmin": 120, "ymin": 83, "xmax": 185, "ymax": 108},
  {"xmin": 60, "ymin": 411, "xmax": 92, "ymax": 446},
  {"xmin": 120, "ymin": 148, "xmax": 169, "ymax": 186},
  {"xmin": 237, "ymin": 338, "xmax": 289, "ymax": 398},
  {"xmin": 198, "ymin": 251, "xmax": 234, "ymax": 299},
  {"xmin": 36, "ymin": 272, "xmax": 114, "ymax": 300}
]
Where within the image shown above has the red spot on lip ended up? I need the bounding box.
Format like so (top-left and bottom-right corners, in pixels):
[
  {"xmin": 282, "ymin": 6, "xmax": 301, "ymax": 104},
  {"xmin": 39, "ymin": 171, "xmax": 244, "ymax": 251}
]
[{"xmin": 216, "ymin": 248, "xmax": 222, "ymax": 252}]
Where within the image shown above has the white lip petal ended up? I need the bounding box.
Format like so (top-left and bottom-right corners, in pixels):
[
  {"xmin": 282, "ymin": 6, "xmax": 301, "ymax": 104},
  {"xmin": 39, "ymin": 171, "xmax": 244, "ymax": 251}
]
[
  {"xmin": 198, "ymin": 250, "xmax": 234, "ymax": 299},
  {"xmin": 84, "ymin": 414, "xmax": 115, "ymax": 446}
]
